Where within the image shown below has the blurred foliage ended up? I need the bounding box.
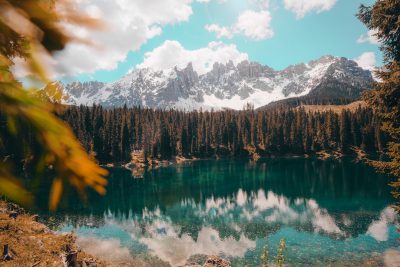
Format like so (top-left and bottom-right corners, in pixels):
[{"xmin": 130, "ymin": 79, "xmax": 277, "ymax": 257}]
[
  {"xmin": 357, "ymin": 0, "xmax": 400, "ymax": 209},
  {"xmin": 275, "ymin": 239, "xmax": 286, "ymax": 267},
  {"xmin": 259, "ymin": 240, "xmax": 285, "ymax": 267},
  {"xmin": 0, "ymin": 0, "xmax": 107, "ymax": 210},
  {"xmin": 261, "ymin": 245, "xmax": 269, "ymax": 267}
]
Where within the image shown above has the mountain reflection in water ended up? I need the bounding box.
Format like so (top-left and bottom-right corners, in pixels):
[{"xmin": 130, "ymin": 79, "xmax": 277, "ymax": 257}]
[{"xmin": 38, "ymin": 158, "xmax": 399, "ymax": 266}]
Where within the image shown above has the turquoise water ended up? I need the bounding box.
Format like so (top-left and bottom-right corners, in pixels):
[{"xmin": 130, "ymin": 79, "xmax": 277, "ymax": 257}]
[{"xmin": 41, "ymin": 158, "xmax": 399, "ymax": 266}]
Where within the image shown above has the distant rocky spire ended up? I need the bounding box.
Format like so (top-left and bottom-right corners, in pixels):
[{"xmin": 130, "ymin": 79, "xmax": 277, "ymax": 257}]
[{"xmin": 55, "ymin": 56, "xmax": 373, "ymax": 111}]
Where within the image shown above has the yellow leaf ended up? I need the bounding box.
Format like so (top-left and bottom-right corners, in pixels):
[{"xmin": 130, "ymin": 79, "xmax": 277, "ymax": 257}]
[
  {"xmin": 49, "ymin": 177, "xmax": 63, "ymax": 211},
  {"xmin": 0, "ymin": 176, "xmax": 33, "ymax": 207},
  {"xmin": 6, "ymin": 117, "xmax": 17, "ymax": 135}
]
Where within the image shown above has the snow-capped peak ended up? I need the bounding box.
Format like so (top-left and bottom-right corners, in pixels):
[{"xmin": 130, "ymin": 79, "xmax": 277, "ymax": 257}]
[{"xmin": 60, "ymin": 56, "xmax": 373, "ymax": 110}]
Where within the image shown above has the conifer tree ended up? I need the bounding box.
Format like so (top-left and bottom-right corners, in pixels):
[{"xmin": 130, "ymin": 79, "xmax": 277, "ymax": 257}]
[{"xmin": 358, "ymin": 0, "xmax": 400, "ymax": 204}]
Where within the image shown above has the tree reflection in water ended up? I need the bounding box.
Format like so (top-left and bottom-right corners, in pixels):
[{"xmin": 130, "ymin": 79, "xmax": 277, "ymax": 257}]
[{"xmin": 37, "ymin": 158, "xmax": 398, "ymax": 266}]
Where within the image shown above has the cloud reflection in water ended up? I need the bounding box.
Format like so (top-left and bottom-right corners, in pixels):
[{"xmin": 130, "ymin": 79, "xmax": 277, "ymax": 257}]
[{"xmin": 67, "ymin": 189, "xmax": 398, "ymax": 266}]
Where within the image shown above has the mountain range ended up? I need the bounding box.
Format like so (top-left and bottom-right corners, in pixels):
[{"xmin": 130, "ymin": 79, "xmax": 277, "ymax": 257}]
[{"xmin": 58, "ymin": 55, "xmax": 373, "ymax": 110}]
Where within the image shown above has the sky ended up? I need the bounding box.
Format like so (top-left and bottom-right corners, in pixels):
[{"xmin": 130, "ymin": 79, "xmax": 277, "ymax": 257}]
[{"xmin": 17, "ymin": 0, "xmax": 381, "ymax": 83}]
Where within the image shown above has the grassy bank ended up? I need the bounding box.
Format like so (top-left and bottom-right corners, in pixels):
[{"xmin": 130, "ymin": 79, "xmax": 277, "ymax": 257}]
[{"xmin": 0, "ymin": 201, "xmax": 106, "ymax": 267}]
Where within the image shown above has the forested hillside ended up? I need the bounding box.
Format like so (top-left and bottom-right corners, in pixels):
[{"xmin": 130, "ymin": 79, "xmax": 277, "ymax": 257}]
[{"xmin": 46, "ymin": 104, "xmax": 387, "ymax": 163}]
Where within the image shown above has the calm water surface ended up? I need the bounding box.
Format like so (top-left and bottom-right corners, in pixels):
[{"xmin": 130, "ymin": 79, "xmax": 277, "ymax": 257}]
[{"xmin": 39, "ymin": 158, "xmax": 399, "ymax": 266}]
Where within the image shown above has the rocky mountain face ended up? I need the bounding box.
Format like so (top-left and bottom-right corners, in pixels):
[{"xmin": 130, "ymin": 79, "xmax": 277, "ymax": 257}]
[{"xmin": 60, "ymin": 56, "xmax": 373, "ymax": 110}]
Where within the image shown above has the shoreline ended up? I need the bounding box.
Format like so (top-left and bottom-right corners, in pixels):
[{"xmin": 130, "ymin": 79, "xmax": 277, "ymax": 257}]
[
  {"xmin": 0, "ymin": 201, "xmax": 107, "ymax": 266},
  {"xmin": 0, "ymin": 200, "xmax": 234, "ymax": 267},
  {"xmin": 100, "ymin": 147, "xmax": 378, "ymax": 170}
]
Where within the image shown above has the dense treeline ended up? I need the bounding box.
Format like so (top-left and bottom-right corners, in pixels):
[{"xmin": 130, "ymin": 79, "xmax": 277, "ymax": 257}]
[
  {"xmin": 52, "ymin": 104, "xmax": 386, "ymax": 164},
  {"xmin": 260, "ymin": 96, "xmax": 359, "ymax": 111}
]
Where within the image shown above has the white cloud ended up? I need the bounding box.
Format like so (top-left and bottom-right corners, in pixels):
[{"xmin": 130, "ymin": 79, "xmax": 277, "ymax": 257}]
[
  {"xmin": 307, "ymin": 199, "xmax": 343, "ymax": 235},
  {"xmin": 367, "ymin": 207, "xmax": 397, "ymax": 242},
  {"xmin": 12, "ymin": 0, "xmax": 194, "ymax": 78},
  {"xmin": 235, "ymin": 10, "xmax": 273, "ymax": 40},
  {"xmin": 76, "ymin": 236, "xmax": 135, "ymax": 264},
  {"xmin": 248, "ymin": 0, "xmax": 270, "ymax": 9},
  {"xmin": 357, "ymin": 29, "xmax": 380, "ymax": 45},
  {"xmin": 205, "ymin": 24, "xmax": 234, "ymax": 38},
  {"xmin": 354, "ymin": 52, "xmax": 376, "ymax": 71},
  {"xmin": 236, "ymin": 189, "xmax": 248, "ymax": 206},
  {"xmin": 205, "ymin": 10, "xmax": 273, "ymax": 40},
  {"xmin": 140, "ymin": 226, "xmax": 255, "ymax": 266},
  {"xmin": 136, "ymin": 40, "xmax": 249, "ymax": 75},
  {"xmin": 196, "ymin": 0, "xmax": 227, "ymax": 3},
  {"xmin": 283, "ymin": 0, "xmax": 337, "ymax": 18}
]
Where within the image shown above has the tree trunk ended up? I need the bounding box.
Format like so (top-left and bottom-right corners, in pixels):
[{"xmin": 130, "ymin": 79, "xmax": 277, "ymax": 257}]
[
  {"xmin": 65, "ymin": 251, "xmax": 78, "ymax": 267},
  {"xmin": 2, "ymin": 244, "xmax": 12, "ymax": 261}
]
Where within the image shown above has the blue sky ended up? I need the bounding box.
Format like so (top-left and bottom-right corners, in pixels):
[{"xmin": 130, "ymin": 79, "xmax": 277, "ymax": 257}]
[{"xmin": 57, "ymin": 0, "xmax": 380, "ymax": 83}]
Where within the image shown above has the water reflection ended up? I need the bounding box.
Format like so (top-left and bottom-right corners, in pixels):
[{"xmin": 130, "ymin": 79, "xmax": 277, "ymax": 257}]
[
  {"xmin": 367, "ymin": 207, "xmax": 398, "ymax": 242},
  {"xmin": 39, "ymin": 158, "xmax": 399, "ymax": 266}
]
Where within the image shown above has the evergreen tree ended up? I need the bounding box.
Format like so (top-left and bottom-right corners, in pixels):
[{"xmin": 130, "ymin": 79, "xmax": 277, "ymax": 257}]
[
  {"xmin": 50, "ymin": 104, "xmax": 384, "ymax": 163},
  {"xmin": 358, "ymin": 0, "xmax": 400, "ymax": 205}
]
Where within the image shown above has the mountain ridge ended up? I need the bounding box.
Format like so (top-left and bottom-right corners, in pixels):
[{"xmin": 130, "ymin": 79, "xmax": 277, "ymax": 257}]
[{"xmin": 59, "ymin": 55, "xmax": 373, "ymax": 111}]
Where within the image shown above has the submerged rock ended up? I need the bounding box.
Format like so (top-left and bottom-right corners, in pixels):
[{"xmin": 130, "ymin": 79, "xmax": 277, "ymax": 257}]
[
  {"xmin": 183, "ymin": 255, "xmax": 231, "ymax": 267},
  {"xmin": 182, "ymin": 255, "xmax": 231, "ymax": 267},
  {"xmin": 203, "ymin": 256, "xmax": 231, "ymax": 267}
]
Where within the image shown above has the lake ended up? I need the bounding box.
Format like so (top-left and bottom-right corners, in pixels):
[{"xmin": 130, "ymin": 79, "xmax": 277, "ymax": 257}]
[{"xmin": 39, "ymin": 158, "xmax": 399, "ymax": 266}]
